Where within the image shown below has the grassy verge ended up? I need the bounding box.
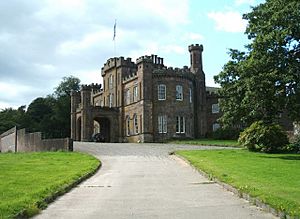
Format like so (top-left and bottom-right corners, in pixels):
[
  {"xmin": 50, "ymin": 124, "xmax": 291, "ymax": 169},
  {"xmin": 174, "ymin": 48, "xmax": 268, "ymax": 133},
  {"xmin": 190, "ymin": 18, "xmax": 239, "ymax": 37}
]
[
  {"xmin": 176, "ymin": 149, "xmax": 300, "ymax": 217},
  {"xmin": 0, "ymin": 152, "xmax": 100, "ymax": 219},
  {"xmin": 170, "ymin": 139, "xmax": 239, "ymax": 147}
]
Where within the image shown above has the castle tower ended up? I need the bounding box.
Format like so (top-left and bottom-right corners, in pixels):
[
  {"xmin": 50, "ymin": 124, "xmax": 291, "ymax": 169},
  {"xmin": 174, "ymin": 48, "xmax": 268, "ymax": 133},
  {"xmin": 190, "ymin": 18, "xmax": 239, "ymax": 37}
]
[
  {"xmin": 188, "ymin": 44, "xmax": 203, "ymax": 74},
  {"xmin": 80, "ymin": 85, "xmax": 93, "ymax": 141},
  {"xmin": 189, "ymin": 44, "xmax": 207, "ymax": 137}
]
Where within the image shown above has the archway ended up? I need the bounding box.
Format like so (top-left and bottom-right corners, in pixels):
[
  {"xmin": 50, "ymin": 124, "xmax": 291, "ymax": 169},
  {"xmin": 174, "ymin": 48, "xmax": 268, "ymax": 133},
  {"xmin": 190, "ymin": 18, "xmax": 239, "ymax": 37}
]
[{"xmin": 94, "ymin": 117, "xmax": 111, "ymax": 142}]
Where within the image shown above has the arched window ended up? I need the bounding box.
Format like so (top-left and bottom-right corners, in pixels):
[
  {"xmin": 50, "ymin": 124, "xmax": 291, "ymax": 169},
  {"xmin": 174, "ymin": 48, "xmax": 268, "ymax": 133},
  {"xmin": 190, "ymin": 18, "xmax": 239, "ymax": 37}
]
[
  {"xmin": 133, "ymin": 114, "xmax": 138, "ymax": 134},
  {"xmin": 126, "ymin": 116, "xmax": 130, "ymax": 136}
]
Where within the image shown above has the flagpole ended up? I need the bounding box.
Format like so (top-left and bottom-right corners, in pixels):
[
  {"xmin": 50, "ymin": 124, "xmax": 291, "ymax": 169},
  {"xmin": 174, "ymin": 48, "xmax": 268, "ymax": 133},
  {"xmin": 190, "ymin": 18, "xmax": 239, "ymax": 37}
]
[{"xmin": 113, "ymin": 19, "xmax": 116, "ymax": 57}]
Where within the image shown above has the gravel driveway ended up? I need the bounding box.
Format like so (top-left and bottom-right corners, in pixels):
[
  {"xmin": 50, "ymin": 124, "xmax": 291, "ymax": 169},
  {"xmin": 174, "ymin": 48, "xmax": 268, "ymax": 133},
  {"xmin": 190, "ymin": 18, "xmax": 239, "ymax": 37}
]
[{"xmin": 34, "ymin": 142, "xmax": 277, "ymax": 219}]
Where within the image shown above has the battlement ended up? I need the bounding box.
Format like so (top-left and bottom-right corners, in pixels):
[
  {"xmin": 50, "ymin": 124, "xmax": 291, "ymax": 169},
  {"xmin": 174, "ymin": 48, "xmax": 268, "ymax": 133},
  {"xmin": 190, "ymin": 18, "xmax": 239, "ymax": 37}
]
[
  {"xmin": 136, "ymin": 54, "xmax": 164, "ymax": 65},
  {"xmin": 80, "ymin": 83, "xmax": 102, "ymax": 92},
  {"xmin": 188, "ymin": 44, "xmax": 203, "ymax": 52},
  {"xmin": 123, "ymin": 71, "xmax": 138, "ymax": 83},
  {"xmin": 102, "ymin": 57, "xmax": 136, "ymax": 74}
]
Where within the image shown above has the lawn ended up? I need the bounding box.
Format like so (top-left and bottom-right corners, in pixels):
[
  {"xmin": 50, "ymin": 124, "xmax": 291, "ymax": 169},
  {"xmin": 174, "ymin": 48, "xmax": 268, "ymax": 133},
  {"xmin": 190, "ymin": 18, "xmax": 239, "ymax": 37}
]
[
  {"xmin": 170, "ymin": 138, "xmax": 239, "ymax": 147},
  {"xmin": 0, "ymin": 152, "xmax": 100, "ymax": 219},
  {"xmin": 176, "ymin": 149, "xmax": 300, "ymax": 217}
]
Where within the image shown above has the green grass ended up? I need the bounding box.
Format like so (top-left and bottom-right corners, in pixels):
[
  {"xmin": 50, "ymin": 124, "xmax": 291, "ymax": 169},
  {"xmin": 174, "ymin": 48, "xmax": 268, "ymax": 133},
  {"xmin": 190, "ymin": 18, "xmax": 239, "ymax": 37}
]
[
  {"xmin": 170, "ymin": 138, "xmax": 239, "ymax": 147},
  {"xmin": 176, "ymin": 149, "xmax": 300, "ymax": 217},
  {"xmin": 0, "ymin": 152, "xmax": 100, "ymax": 219}
]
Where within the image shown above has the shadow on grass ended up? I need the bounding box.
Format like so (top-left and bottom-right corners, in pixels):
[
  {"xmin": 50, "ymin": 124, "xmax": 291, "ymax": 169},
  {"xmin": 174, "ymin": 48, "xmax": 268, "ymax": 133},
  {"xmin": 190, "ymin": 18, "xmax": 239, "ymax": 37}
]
[{"xmin": 260, "ymin": 155, "xmax": 300, "ymax": 161}]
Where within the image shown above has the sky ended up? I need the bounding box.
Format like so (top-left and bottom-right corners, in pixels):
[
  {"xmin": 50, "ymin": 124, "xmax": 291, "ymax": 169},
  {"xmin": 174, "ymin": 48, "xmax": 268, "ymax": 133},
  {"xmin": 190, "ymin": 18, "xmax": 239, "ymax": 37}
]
[{"xmin": 0, "ymin": 0, "xmax": 265, "ymax": 109}]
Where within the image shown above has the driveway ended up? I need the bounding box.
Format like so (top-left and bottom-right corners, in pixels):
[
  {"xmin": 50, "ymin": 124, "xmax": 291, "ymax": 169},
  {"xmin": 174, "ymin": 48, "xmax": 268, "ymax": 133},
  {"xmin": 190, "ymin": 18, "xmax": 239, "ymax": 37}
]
[{"xmin": 34, "ymin": 142, "xmax": 277, "ymax": 219}]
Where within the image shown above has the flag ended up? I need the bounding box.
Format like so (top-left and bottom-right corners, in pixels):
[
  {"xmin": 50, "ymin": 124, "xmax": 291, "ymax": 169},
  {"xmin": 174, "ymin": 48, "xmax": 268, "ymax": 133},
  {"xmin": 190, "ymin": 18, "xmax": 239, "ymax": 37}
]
[{"xmin": 113, "ymin": 19, "xmax": 116, "ymax": 41}]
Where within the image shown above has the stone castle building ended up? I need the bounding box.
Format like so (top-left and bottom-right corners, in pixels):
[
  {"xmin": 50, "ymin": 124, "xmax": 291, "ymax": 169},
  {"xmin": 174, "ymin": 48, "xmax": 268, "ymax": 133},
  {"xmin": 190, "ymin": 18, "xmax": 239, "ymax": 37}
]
[{"xmin": 71, "ymin": 44, "xmax": 221, "ymax": 142}]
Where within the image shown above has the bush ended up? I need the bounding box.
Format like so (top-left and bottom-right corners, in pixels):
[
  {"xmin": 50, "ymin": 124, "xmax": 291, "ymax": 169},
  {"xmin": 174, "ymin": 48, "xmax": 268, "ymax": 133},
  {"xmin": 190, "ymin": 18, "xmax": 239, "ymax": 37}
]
[
  {"xmin": 238, "ymin": 121, "xmax": 289, "ymax": 153},
  {"xmin": 212, "ymin": 127, "xmax": 240, "ymax": 140},
  {"xmin": 284, "ymin": 135, "xmax": 300, "ymax": 153}
]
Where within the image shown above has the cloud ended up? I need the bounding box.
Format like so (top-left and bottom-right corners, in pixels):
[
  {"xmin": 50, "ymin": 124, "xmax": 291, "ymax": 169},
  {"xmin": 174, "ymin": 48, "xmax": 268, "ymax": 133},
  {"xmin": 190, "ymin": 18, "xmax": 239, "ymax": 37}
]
[
  {"xmin": 0, "ymin": 0, "xmax": 191, "ymax": 108},
  {"xmin": 207, "ymin": 11, "xmax": 247, "ymax": 33}
]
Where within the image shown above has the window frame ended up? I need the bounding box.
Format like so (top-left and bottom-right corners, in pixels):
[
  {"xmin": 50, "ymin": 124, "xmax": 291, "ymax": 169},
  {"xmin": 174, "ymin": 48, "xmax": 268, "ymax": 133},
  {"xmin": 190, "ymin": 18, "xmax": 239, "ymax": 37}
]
[
  {"xmin": 176, "ymin": 116, "xmax": 185, "ymax": 133},
  {"xmin": 158, "ymin": 84, "xmax": 166, "ymax": 100},
  {"xmin": 158, "ymin": 115, "xmax": 167, "ymax": 134},
  {"xmin": 212, "ymin": 103, "xmax": 220, "ymax": 114},
  {"xmin": 133, "ymin": 114, "xmax": 139, "ymax": 134},
  {"xmin": 176, "ymin": 85, "xmax": 183, "ymax": 101}
]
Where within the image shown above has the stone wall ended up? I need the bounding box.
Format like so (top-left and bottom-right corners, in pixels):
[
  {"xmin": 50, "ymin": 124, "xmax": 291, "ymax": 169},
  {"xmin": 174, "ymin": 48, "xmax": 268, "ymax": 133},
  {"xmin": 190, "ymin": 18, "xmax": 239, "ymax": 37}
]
[
  {"xmin": 0, "ymin": 127, "xmax": 17, "ymax": 152},
  {"xmin": 0, "ymin": 127, "xmax": 72, "ymax": 152}
]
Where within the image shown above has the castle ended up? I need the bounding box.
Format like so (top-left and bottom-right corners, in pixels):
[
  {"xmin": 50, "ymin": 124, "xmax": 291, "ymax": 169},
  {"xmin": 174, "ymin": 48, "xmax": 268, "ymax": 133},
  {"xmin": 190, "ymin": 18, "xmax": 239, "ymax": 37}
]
[{"xmin": 70, "ymin": 44, "xmax": 221, "ymax": 142}]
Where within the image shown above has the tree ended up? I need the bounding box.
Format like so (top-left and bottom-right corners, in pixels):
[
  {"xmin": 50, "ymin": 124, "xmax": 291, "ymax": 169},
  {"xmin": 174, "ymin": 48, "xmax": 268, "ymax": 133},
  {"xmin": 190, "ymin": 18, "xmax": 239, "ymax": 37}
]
[
  {"xmin": 214, "ymin": 0, "xmax": 300, "ymax": 128},
  {"xmin": 54, "ymin": 76, "xmax": 81, "ymax": 98},
  {"xmin": 51, "ymin": 76, "xmax": 81, "ymax": 138}
]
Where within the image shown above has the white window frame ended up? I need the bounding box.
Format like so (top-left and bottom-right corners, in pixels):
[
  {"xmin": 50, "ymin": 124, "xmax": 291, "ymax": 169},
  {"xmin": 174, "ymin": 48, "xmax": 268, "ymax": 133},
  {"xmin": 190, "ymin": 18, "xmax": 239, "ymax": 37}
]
[
  {"xmin": 212, "ymin": 103, "xmax": 220, "ymax": 114},
  {"xmin": 158, "ymin": 115, "xmax": 167, "ymax": 133},
  {"xmin": 158, "ymin": 84, "xmax": 166, "ymax": 100},
  {"xmin": 176, "ymin": 85, "xmax": 183, "ymax": 101},
  {"xmin": 109, "ymin": 93, "xmax": 113, "ymax": 108},
  {"xmin": 125, "ymin": 89, "xmax": 131, "ymax": 105},
  {"xmin": 133, "ymin": 86, "xmax": 138, "ymax": 102},
  {"xmin": 133, "ymin": 114, "xmax": 139, "ymax": 134},
  {"xmin": 176, "ymin": 116, "xmax": 185, "ymax": 133}
]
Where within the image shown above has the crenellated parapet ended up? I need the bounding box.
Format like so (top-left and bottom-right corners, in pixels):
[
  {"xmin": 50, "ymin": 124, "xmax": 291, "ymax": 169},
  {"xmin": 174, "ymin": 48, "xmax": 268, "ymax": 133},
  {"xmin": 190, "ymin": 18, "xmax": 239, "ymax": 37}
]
[
  {"xmin": 188, "ymin": 43, "xmax": 203, "ymax": 52},
  {"xmin": 152, "ymin": 65, "xmax": 194, "ymax": 80},
  {"xmin": 136, "ymin": 54, "xmax": 164, "ymax": 66},
  {"xmin": 102, "ymin": 57, "xmax": 136, "ymax": 76},
  {"xmin": 122, "ymin": 71, "xmax": 138, "ymax": 83}
]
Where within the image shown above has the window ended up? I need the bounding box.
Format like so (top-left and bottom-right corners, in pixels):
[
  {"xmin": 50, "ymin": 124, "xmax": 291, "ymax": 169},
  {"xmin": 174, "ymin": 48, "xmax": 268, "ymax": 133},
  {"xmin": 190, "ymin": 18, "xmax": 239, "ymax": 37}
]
[
  {"xmin": 133, "ymin": 114, "xmax": 138, "ymax": 134},
  {"xmin": 125, "ymin": 89, "xmax": 131, "ymax": 105},
  {"xmin": 189, "ymin": 88, "xmax": 192, "ymax": 103},
  {"xmin": 158, "ymin": 115, "xmax": 167, "ymax": 133},
  {"xmin": 176, "ymin": 116, "xmax": 185, "ymax": 133},
  {"xmin": 126, "ymin": 116, "xmax": 130, "ymax": 136},
  {"xmin": 133, "ymin": 86, "xmax": 138, "ymax": 102},
  {"xmin": 109, "ymin": 94, "xmax": 113, "ymax": 108},
  {"xmin": 109, "ymin": 75, "xmax": 113, "ymax": 89},
  {"xmin": 213, "ymin": 123, "xmax": 220, "ymax": 131},
  {"xmin": 158, "ymin": 84, "xmax": 166, "ymax": 100},
  {"xmin": 176, "ymin": 85, "xmax": 183, "ymax": 101},
  {"xmin": 212, "ymin": 103, "xmax": 220, "ymax": 114}
]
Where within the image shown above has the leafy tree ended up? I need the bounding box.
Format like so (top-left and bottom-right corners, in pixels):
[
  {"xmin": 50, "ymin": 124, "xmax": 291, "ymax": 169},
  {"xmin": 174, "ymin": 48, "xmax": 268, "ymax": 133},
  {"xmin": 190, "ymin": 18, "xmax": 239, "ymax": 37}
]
[
  {"xmin": 0, "ymin": 106, "xmax": 29, "ymax": 134},
  {"xmin": 54, "ymin": 76, "xmax": 81, "ymax": 98},
  {"xmin": 214, "ymin": 0, "xmax": 300, "ymax": 128}
]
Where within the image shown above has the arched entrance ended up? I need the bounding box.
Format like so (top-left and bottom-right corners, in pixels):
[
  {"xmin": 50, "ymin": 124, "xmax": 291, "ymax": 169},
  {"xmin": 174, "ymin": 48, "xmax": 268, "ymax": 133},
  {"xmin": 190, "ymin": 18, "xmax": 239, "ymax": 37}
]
[{"xmin": 93, "ymin": 117, "xmax": 110, "ymax": 142}]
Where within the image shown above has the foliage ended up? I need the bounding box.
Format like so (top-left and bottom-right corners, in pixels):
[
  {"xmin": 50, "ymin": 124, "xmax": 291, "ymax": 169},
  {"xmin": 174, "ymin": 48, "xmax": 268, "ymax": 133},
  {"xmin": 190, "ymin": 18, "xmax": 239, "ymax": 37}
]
[
  {"xmin": 212, "ymin": 127, "xmax": 240, "ymax": 140},
  {"xmin": 0, "ymin": 76, "xmax": 80, "ymax": 138},
  {"xmin": 176, "ymin": 149, "xmax": 300, "ymax": 217},
  {"xmin": 214, "ymin": 0, "xmax": 300, "ymax": 128},
  {"xmin": 284, "ymin": 135, "xmax": 300, "ymax": 153},
  {"xmin": 0, "ymin": 152, "xmax": 100, "ymax": 219},
  {"xmin": 54, "ymin": 76, "xmax": 81, "ymax": 98},
  {"xmin": 238, "ymin": 121, "xmax": 289, "ymax": 152}
]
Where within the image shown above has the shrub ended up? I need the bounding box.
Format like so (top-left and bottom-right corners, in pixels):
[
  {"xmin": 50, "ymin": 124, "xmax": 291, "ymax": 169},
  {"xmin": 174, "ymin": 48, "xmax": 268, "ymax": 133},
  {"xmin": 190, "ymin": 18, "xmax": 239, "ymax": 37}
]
[
  {"xmin": 238, "ymin": 121, "xmax": 289, "ymax": 153},
  {"xmin": 212, "ymin": 127, "xmax": 240, "ymax": 140},
  {"xmin": 284, "ymin": 135, "xmax": 300, "ymax": 153}
]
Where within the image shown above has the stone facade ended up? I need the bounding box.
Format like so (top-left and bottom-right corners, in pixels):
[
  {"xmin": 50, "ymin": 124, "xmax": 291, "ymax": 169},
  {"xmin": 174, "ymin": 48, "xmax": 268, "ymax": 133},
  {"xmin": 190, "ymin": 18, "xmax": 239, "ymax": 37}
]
[{"xmin": 71, "ymin": 44, "xmax": 221, "ymax": 142}]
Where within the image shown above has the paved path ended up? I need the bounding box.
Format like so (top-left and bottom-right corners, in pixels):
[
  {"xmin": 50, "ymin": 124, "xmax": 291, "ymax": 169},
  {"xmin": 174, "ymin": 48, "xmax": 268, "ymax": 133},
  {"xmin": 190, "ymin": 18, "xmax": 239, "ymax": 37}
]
[{"xmin": 34, "ymin": 143, "xmax": 277, "ymax": 219}]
